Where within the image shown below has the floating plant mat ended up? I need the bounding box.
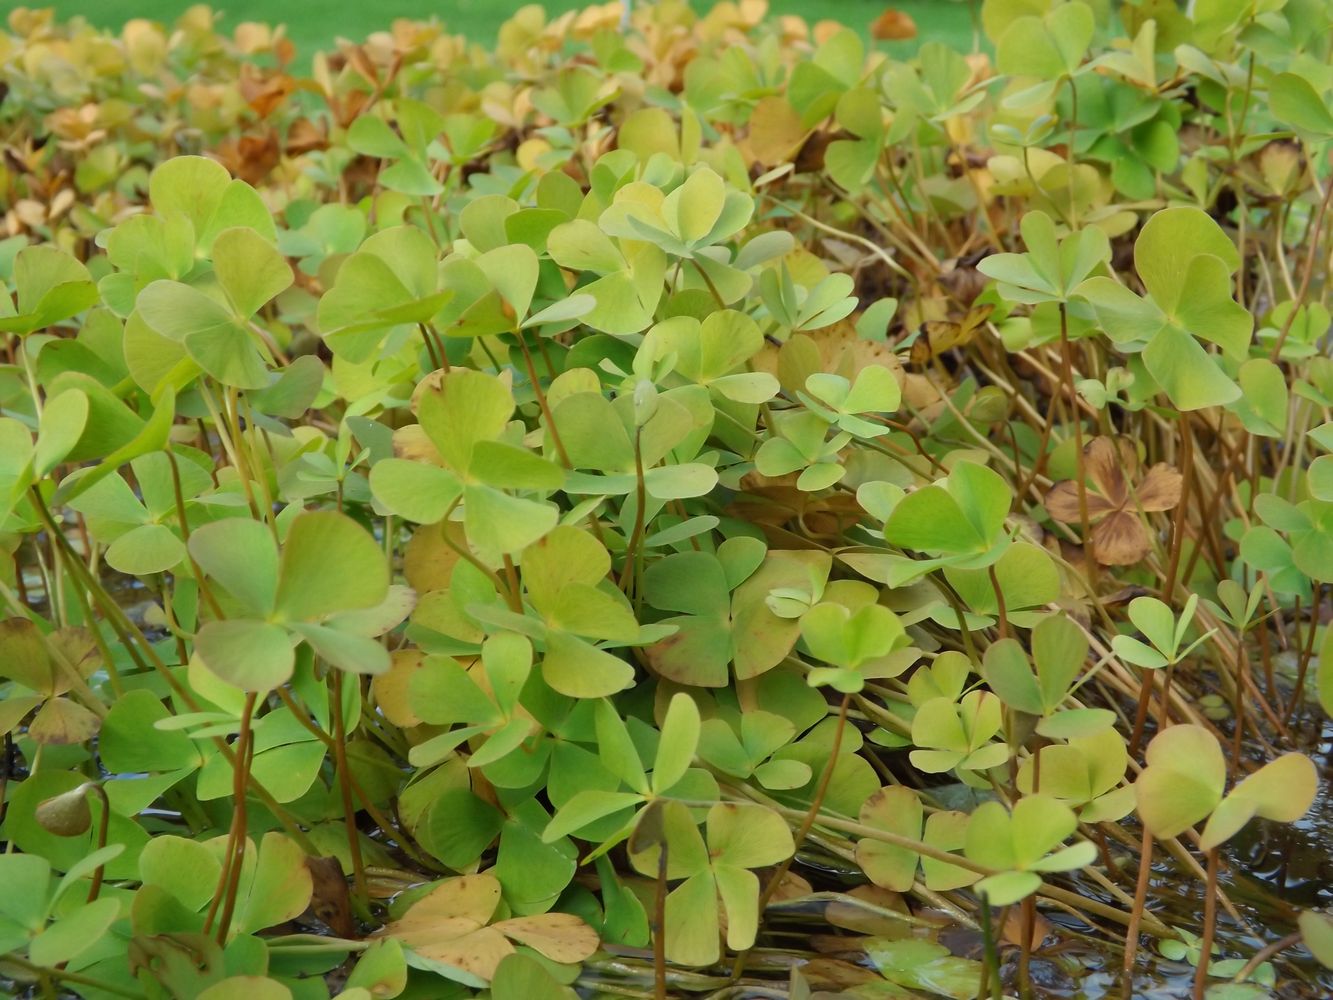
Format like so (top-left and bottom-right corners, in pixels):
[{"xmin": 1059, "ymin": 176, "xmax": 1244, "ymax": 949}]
[{"xmin": 1, "ymin": 1, "xmax": 1333, "ymax": 999}]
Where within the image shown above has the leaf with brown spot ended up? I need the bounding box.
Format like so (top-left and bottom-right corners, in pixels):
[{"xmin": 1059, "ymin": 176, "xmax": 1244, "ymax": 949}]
[
  {"xmin": 27, "ymin": 697, "xmax": 100, "ymax": 745},
  {"xmin": 403, "ymin": 521, "xmax": 467, "ymax": 593},
  {"xmin": 491, "ymin": 913, "xmax": 600, "ymax": 964},
  {"xmin": 47, "ymin": 627, "xmax": 99, "ymax": 687},
  {"xmin": 0, "ymin": 617, "xmax": 59, "ymax": 693},
  {"xmin": 391, "ymin": 424, "xmax": 442, "ymax": 464},
  {"xmin": 372, "ymin": 649, "xmax": 429, "ymax": 728}
]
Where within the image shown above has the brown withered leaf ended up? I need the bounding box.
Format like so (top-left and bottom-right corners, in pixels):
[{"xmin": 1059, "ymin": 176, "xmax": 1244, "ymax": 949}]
[
  {"xmin": 909, "ymin": 303, "xmax": 994, "ymax": 368},
  {"xmin": 366, "ymin": 868, "xmax": 422, "ymax": 899},
  {"xmin": 826, "ymin": 884, "xmax": 918, "ymax": 937},
  {"xmin": 730, "ymin": 471, "xmax": 864, "ymax": 538},
  {"xmin": 754, "ymin": 318, "xmax": 906, "ymax": 397},
  {"xmin": 902, "ymin": 371, "xmax": 947, "ymax": 412},
  {"xmin": 770, "ymin": 870, "xmax": 814, "ymax": 903},
  {"xmin": 330, "ymin": 90, "xmax": 371, "ymax": 130},
  {"xmin": 747, "ymin": 96, "xmax": 808, "ymax": 166},
  {"xmin": 1000, "ymin": 903, "xmax": 1052, "ymax": 950},
  {"xmin": 799, "ymin": 957, "xmax": 882, "ymax": 989},
  {"xmin": 794, "ymin": 129, "xmax": 834, "ymax": 174},
  {"xmin": 376, "ymin": 873, "xmax": 598, "ymax": 982},
  {"xmin": 46, "ymin": 104, "xmax": 103, "ymax": 149},
  {"xmin": 285, "ymin": 117, "xmax": 328, "ymax": 156},
  {"xmin": 1045, "ymin": 436, "xmax": 1182, "ymax": 566},
  {"xmin": 240, "ymin": 67, "xmax": 297, "ymax": 118},
  {"xmin": 304, "ymin": 856, "xmax": 356, "ymax": 938},
  {"xmin": 871, "ymin": 9, "xmax": 917, "ymax": 41},
  {"xmin": 212, "ymin": 131, "xmax": 280, "ymax": 186},
  {"xmin": 936, "ymin": 252, "xmax": 992, "ymax": 306}
]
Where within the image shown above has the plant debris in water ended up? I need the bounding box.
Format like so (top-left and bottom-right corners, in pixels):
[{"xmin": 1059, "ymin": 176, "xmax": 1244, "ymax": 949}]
[{"xmin": 0, "ymin": 1, "xmax": 1331, "ymax": 999}]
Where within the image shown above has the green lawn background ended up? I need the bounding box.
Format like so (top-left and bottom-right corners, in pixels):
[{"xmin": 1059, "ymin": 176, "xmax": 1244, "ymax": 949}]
[{"xmin": 38, "ymin": 1, "xmax": 975, "ymax": 60}]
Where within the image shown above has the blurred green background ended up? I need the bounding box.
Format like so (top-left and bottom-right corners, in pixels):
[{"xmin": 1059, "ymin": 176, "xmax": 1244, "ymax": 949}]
[{"xmin": 37, "ymin": 1, "xmax": 975, "ymax": 59}]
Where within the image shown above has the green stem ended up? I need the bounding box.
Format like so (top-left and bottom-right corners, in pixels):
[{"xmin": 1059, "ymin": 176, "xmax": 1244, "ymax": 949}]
[
  {"xmin": 330, "ymin": 671, "xmax": 367, "ymax": 901},
  {"xmin": 206, "ymin": 692, "xmax": 256, "ymax": 945},
  {"xmin": 730, "ymin": 692, "xmax": 852, "ymax": 981},
  {"xmin": 1, "ymin": 955, "xmax": 144, "ymax": 999},
  {"xmin": 1193, "ymin": 848, "xmax": 1219, "ymax": 1000}
]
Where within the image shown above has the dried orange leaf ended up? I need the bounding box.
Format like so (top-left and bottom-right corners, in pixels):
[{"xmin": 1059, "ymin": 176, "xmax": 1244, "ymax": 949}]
[
  {"xmin": 871, "ymin": 9, "xmax": 917, "ymax": 41},
  {"xmin": 378, "ymin": 872, "xmax": 598, "ymax": 982}
]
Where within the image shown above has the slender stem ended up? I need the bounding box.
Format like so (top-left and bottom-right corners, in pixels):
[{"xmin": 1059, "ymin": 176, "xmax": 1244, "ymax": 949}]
[
  {"xmin": 418, "ymin": 322, "xmax": 442, "ymax": 371},
  {"xmin": 87, "ymin": 784, "xmax": 111, "ymax": 903},
  {"xmin": 1122, "ymin": 825, "xmax": 1155, "ymax": 979},
  {"xmin": 976, "ymin": 896, "xmax": 1003, "ymax": 1000},
  {"xmin": 167, "ymin": 448, "xmax": 225, "ymax": 620},
  {"xmin": 331, "ymin": 671, "xmax": 367, "ymax": 901},
  {"xmin": 1018, "ymin": 894, "xmax": 1036, "ymax": 999},
  {"xmin": 1231, "ymin": 635, "xmax": 1248, "ymax": 766},
  {"xmin": 274, "ymin": 685, "xmax": 433, "ymax": 868},
  {"xmin": 515, "ymin": 329, "xmax": 572, "ymax": 468},
  {"xmin": 1162, "ymin": 412, "xmax": 1196, "ymax": 601},
  {"xmin": 1058, "ymin": 303, "xmax": 1095, "ymax": 579},
  {"xmin": 1232, "ymin": 931, "xmax": 1301, "ymax": 983},
  {"xmin": 619, "ymin": 430, "xmax": 647, "ymax": 592},
  {"xmin": 206, "ymin": 692, "xmax": 256, "ymax": 945},
  {"xmin": 988, "ymin": 564, "xmax": 1009, "ymax": 638},
  {"xmin": 1283, "ymin": 585, "xmax": 1320, "ymax": 725},
  {"xmin": 439, "ymin": 496, "xmax": 521, "ymax": 613},
  {"xmin": 730, "ymin": 693, "xmax": 852, "ymax": 980},
  {"xmin": 653, "ymin": 841, "xmax": 668, "ymax": 1000},
  {"xmin": 1269, "ymin": 179, "xmax": 1333, "ymax": 361},
  {"xmin": 691, "ymin": 259, "xmax": 727, "ymax": 309},
  {"xmin": 1127, "ymin": 667, "xmax": 1159, "ymax": 763},
  {"xmin": 1065, "ymin": 74, "xmax": 1079, "ymax": 229},
  {"xmin": 1193, "ymin": 847, "xmax": 1220, "ymax": 1000},
  {"xmin": 1, "ymin": 955, "xmax": 144, "ymax": 999},
  {"xmin": 26, "ymin": 490, "xmax": 317, "ymax": 852}
]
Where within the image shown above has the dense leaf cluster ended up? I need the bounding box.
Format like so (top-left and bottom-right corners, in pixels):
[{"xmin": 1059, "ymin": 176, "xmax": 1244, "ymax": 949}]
[{"xmin": 1, "ymin": 2, "xmax": 1332, "ymax": 998}]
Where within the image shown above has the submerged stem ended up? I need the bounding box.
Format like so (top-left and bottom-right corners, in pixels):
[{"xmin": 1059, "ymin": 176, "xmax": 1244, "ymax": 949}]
[{"xmin": 1194, "ymin": 848, "xmax": 1220, "ymax": 1000}]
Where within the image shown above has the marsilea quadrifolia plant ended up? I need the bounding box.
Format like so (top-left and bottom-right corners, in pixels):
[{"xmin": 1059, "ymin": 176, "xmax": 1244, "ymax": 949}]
[{"xmin": 0, "ymin": 0, "xmax": 1331, "ymax": 998}]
